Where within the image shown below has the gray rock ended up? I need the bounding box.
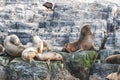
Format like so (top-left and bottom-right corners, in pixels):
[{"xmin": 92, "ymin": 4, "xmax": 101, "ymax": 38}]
[
  {"xmin": 60, "ymin": 51, "xmax": 97, "ymax": 80},
  {"xmin": 7, "ymin": 58, "xmax": 48, "ymax": 80},
  {"xmin": 0, "ymin": 56, "xmax": 12, "ymax": 80},
  {"xmin": 0, "ymin": 66, "xmax": 7, "ymax": 80},
  {"xmin": 0, "ymin": 1, "xmax": 120, "ymax": 79},
  {"xmin": 89, "ymin": 63, "xmax": 119, "ymax": 80},
  {"xmin": 9, "ymin": 22, "xmax": 33, "ymax": 29},
  {"xmin": 47, "ymin": 61, "xmax": 79, "ymax": 80},
  {"xmin": 0, "ymin": 56, "xmax": 12, "ymax": 67},
  {"xmin": 98, "ymin": 49, "xmax": 113, "ymax": 62},
  {"xmin": 97, "ymin": 49, "xmax": 120, "ymax": 63}
]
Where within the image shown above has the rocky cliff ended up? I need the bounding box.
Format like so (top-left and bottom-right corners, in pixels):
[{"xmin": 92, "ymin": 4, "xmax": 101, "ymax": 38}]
[{"xmin": 0, "ymin": 0, "xmax": 120, "ymax": 80}]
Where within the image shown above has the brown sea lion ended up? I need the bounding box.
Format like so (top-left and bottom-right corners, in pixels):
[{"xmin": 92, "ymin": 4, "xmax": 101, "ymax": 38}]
[
  {"xmin": 21, "ymin": 47, "xmax": 38, "ymax": 62},
  {"xmin": 36, "ymin": 52, "xmax": 63, "ymax": 64},
  {"xmin": 62, "ymin": 24, "xmax": 95, "ymax": 53},
  {"xmin": 4, "ymin": 34, "xmax": 26, "ymax": 57},
  {"xmin": 105, "ymin": 54, "xmax": 120, "ymax": 64}
]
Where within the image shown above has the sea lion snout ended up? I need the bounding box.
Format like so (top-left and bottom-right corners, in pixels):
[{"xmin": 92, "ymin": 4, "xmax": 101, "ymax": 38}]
[
  {"xmin": 54, "ymin": 53, "xmax": 63, "ymax": 60},
  {"xmin": 56, "ymin": 56, "xmax": 62, "ymax": 60}
]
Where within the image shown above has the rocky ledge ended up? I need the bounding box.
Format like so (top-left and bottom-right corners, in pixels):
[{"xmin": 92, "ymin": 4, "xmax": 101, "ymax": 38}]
[
  {"xmin": 0, "ymin": 49, "xmax": 119, "ymax": 80},
  {"xmin": 0, "ymin": 50, "xmax": 97, "ymax": 80}
]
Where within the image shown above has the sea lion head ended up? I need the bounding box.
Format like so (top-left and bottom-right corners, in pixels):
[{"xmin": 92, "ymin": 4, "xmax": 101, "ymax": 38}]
[
  {"xmin": 54, "ymin": 52, "xmax": 63, "ymax": 60},
  {"xmin": 9, "ymin": 34, "xmax": 21, "ymax": 46},
  {"xmin": 80, "ymin": 25, "xmax": 92, "ymax": 36}
]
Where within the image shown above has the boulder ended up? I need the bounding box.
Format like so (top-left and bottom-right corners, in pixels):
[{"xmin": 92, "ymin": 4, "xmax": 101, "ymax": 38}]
[
  {"xmin": 7, "ymin": 58, "xmax": 48, "ymax": 80},
  {"xmin": 60, "ymin": 50, "xmax": 97, "ymax": 80}
]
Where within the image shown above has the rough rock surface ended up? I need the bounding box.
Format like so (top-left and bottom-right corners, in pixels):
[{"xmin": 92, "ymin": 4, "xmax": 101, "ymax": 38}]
[
  {"xmin": 89, "ymin": 63, "xmax": 119, "ymax": 80},
  {"xmin": 0, "ymin": 50, "xmax": 97, "ymax": 80},
  {"xmin": 0, "ymin": 0, "xmax": 120, "ymax": 50},
  {"xmin": 0, "ymin": 0, "xmax": 120, "ymax": 80}
]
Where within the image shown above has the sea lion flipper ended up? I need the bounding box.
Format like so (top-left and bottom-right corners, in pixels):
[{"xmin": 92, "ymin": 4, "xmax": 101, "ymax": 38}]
[
  {"xmin": 37, "ymin": 48, "xmax": 42, "ymax": 53},
  {"xmin": 47, "ymin": 58, "xmax": 51, "ymax": 65},
  {"xmin": 90, "ymin": 43, "xmax": 96, "ymax": 51}
]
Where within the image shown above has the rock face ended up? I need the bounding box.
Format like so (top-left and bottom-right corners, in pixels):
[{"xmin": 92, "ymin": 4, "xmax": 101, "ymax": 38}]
[
  {"xmin": 0, "ymin": 0, "xmax": 120, "ymax": 50},
  {"xmin": 64, "ymin": 51, "xmax": 97, "ymax": 80},
  {"xmin": 0, "ymin": 0, "xmax": 120, "ymax": 80},
  {"xmin": 7, "ymin": 58, "xmax": 48, "ymax": 80}
]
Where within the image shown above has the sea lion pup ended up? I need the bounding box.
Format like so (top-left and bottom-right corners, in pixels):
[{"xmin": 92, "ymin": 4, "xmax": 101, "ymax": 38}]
[
  {"xmin": 21, "ymin": 47, "xmax": 38, "ymax": 63},
  {"xmin": 4, "ymin": 34, "xmax": 26, "ymax": 57},
  {"xmin": 32, "ymin": 33, "xmax": 43, "ymax": 53},
  {"xmin": 62, "ymin": 24, "xmax": 95, "ymax": 53},
  {"xmin": 36, "ymin": 52, "xmax": 63, "ymax": 64},
  {"xmin": 43, "ymin": 2, "xmax": 53, "ymax": 11},
  {"xmin": 106, "ymin": 66, "xmax": 120, "ymax": 80},
  {"xmin": 105, "ymin": 54, "xmax": 120, "ymax": 64}
]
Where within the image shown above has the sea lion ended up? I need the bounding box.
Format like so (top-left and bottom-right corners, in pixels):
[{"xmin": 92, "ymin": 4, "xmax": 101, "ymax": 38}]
[
  {"xmin": 25, "ymin": 41, "xmax": 50, "ymax": 52},
  {"xmin": 62, "ymin": 24, "xmax": 95, "ymax": 53},
  {"xmin": 21, "ymin": 47, "xmax": 38, "ymax": 62},
  {"xmin": 43, "ymin": 2, "xmax": 53, "ymax": 10},
  {"xmin": 106, "ymin": 66, "xmax": 120, "ymax": 80},
  {"xmin": 106, "ymin": 72, "xmax": 119, "ymax": 80},
  {"xmin": 36, "ymin": 52, "xmax": 63, "ymax": 64},
  {"xmin": 32, "ymin": 33, "xmax": 43, "ymax": 53},
  {"xmin": 105, "ymin": 54, "xmax": 120, "ymax": 64},
  {"xmin": 4, "ymin": 34, "xmax": 26, "ymax": 57},
  {"xmin": 62, "ymin": 41, "xmax": 81, "ymax": 53},
  {"xmin": 0, "ymin": 44, "xmax": 4, "ymax": 53},
  {"xmin": 43, "ymin": 41, "xmax": 50, "ymax": 51}
]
